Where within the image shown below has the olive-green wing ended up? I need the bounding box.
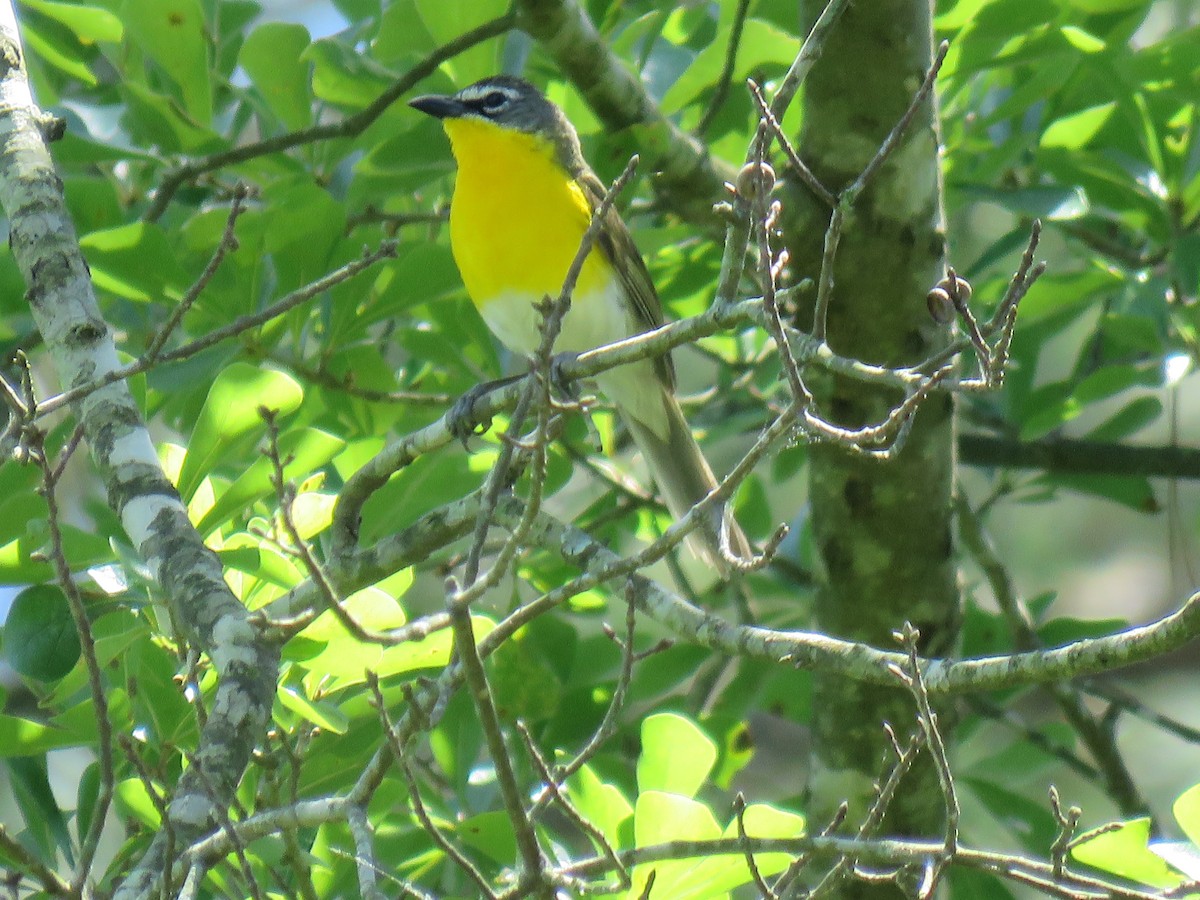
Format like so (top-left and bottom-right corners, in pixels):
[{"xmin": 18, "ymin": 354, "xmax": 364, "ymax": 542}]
[{"xmin": 576, "ymin": 169, "xmax": 675, "ymax": 388}]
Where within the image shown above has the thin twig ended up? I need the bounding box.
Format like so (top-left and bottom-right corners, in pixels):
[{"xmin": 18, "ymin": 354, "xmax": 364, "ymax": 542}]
[
  {"xmin": 530, "ymin": 581, "xmax": 640, "ymax": 813},
  {"xmin": 811, "ymin": 204, "xmax": 843, "ymax": 343},
  {"xmin": 919, "ymin": 221, "xmax": 1043, "ymax": 378},
  {"xmin": 0, "ymin": 825, "xmax": 70, "ymax": 896},
  {"xmin": 31, "ymin": 430, "xmax": 115, "ymax": 895},
  {"xmin": 346, "ymin": 205, "xmax": 448, "ymax": 233},
  {"xmin": 144, "ymin": 184, "xmax": 249, "ymax": 361},
  {"xmin": 184, "ymin": 750, "xmax": 265, "ymax": 900},
  {"xmin": 118, "ymin": 735, "xmax": 171, "ymax": 823},
  {"xmin": 48, "ymin": 422, "xmax": 84, "ymax": 484},
  {"xmin": 260, "ymin": 407, "xmax": 393, "ymax": 651},
  {"xmin": 346, "ymin": 804, "xmax": 388, "ymax": 900},
  {"xmin": 460, "ymin": 379, "xmax": 537, "ymax": 588},
  {"xmin": 268, "ymin": 353, "xmax": 452, "ymax": 406},
  {"xmin": 368, "ymin": 674, "xmax": 499, "ymax": 897},
  {"xmin": 1048, "ymin": 786, "xmax": 1081, "ymax": 880},
  {"xmin": 733, "ymin": 793, "xmax": 779, "ymax": 899},
  {"xmin": 37, "ymin": 241, "xmax": 398, "ymax": 418},
  {"xmin": 767, "ymin": 0, "xmax": 852, "ymax": 119},
  {"xmin": 892, "ymin": 624, "xmax": 958, "ymax": 861},
  {"xmin": 517, "ymin": 721, "xmax": 630, "ymax": 890},
  {"xmin": 446, "ymin": 580, "xmax": 547, "ymax": 892},
  {"xmin": 696, "ymin": 0, "xmax": 752, "ymax": 137},
  {"xmin": 751, "ymin": 137, "xmax": 808, "ymax": 407},
  {"xmin": 144, "ymin": 14, "xmax": 515, "ymax": 221},
  {"xmin": 802, "ymin": 728, "xmax": 924, "ymax": 899},
  {"xmin": 747, "ymin": 79, "xmax": 836, "ymax": 208},
  {"xmin": 843, "ymin": 41, "xmax": 949, "ymax": 204}
]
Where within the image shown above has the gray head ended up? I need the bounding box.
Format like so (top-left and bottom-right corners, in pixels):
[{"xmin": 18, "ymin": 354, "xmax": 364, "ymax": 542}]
[{"xmin": 408, "ymin": 75, "xmax": 587, "ymax": 173}]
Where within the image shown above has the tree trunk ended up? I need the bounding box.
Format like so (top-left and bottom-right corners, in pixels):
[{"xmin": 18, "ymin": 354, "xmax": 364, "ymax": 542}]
[{"xmin": 791, "ymin": 0, "xmax": 959, "ymax": 890}]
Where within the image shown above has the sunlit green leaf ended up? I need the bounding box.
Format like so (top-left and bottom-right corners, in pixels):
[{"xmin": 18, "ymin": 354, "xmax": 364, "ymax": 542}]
[
  {"xmin": 278, "ymin": 681, "xmax": 350, "ymax": 734},
  {"xmin": 1173, "ymin": 783, "xmax": 1200, "ymax": 850},
  {"xmin": 122, "ymin": 0, "xmax": 212, "ymax": 124},
  {"xmin": 1072, "ymin": 818, "xmax": 1183, "ymax": 888},
  {"xmin": 79, "ymin": 221, "xmax": 188, "ymax": 303},
  {"xmin": 193, "ymin": 427, "xmax": 344, "ymax": 536},
  {"xmin": 636, "ymin": 713, "xmax": 717, "ymax": 799},
  {"xmin": 240, "ymin": 23, "xmax": 312, "ymax": 129},
  {"xmin": 1041, "ymin": 102, "xmax": 1117, "ymax": 149},
  {"xmin": 23, "ymin": 0, "xmax": 123, "ymax": 43},
  {"xmin": 177, "ymin": 363, "xmax": 304, "ymax": 502}
]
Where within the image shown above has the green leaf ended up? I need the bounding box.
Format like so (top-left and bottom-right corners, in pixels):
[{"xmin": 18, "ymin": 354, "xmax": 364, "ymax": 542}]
[
  {"xmin": 288, "ymin": 491, "xmax": 336, "ymax": 540},
  {"xmin": 115, "ymin": 776, "xmax": 162, "ymax": 829},
  {"xmin": 1149, "ymin": 841, "xmax": 1200, "ymax": 882},
  {"xmin": 566, "ymin": 763, "xmax": 633, "ymax": 848},
  {"xmin": 23, "ymin": 17, "xmax": 97, "ymax": 84},
  {"xmin": 296, "ymin": 588, "xmax": 491, "ymax": 693},
  {"xmin": 176, "ymin": 363, "xmax": 304, "ymax": 502},
  {"xmin": 122, "ymin": 0, "xmax": 212, "ymax": 124},
  {"xmin": 671, "ymin": 803, "xmax": 805, "ymax": 897},
  {"xmin": 46, "ymin": 610, "xmax": 146, "ymax": 706},
  {"xmin": 1053, "ymin": 0, "xmax": 1146, "ymax": 12},
  {"xmin": 357, "ymin": 451, "xmax": 484, "ymax": 544},
  {"xmin": 957, "ymin": 184, "xmax": 1089, "ymax": 221},
  {"xmin": 1041, "ymin": 102, "xmax": 1117, "ymax": 150},
  {"xmin": 220, "ymin": 538, "xmax": 305, "ymax": 607},
  {"xmin": 628, "ymin": 792, "xmax": 798, "ymax": 899},
  {"xmin": 661, "ymin": 18, "xmax": 798, "ymax": 115},
  {"xmin": 193, "ymin": 427, "xmax": 344, "ymax": 536},
  {"xmin": 1072, "ymin": 818, "xmax": 1183, "ymax": 888},
  {"xmin": 1087, "ymin": 396, "xmax": 1161, "ymax": 441},
  {"xmin": 239, "ymin": 23, "xmax": 312, "ymax": 130},
  {"xmin": 120, "ymin": 79, "xmax": 219, "ymax": 151},
  {"xmin": 278, "ymin": 680, "xmax": 350, "ymax": 734},
  {"xmin": 76, "ymin": 761, "xmax": 101, "ymax": 844},
  {"xmin": 1046, "ymin": 473, "xmax": 1158, "ymax": 512},
  {"xmin": 303, "ymin": 37, "xmax": 393, "ymax": 108},
  {"xmin": 0, "ymin": 714, "xmax": 91, "ymax": 756},
  {"xmin": 7, "ymin": 756, "xmax": 74, "ymax": 864},
  {"xmin": 458, "ymin": 810, "xmax": 518, "ymax": 864},
  {"xmin": 79, "ymin": 221, "xmax": 188, "ymax": 303},
  {"xmin": 414, "ymin": 0, "xmax": 505, "ymax": 85},
  {"xmin": 2, "ymin": 584, "xmax": 80, "ymax": 682},
  {"xmin": 936, "ymin": 0, "xmax": 990, "ymax": 30},
  {"xmin": 1173, "ymin": 783, "xmax": 1200, "ymax": 849},
  {"xmin": 1059, "ymin": 25, "xmax": 1106, "ymax": 54},
  {"xmin": 965, "ymin": 777, "xmax": 1057, "ymax": 853},
  {"xmin": 636, "ymin": 713, "xmax": 716, "ymax": 798},
  {"xmin": 373, "ymin": 2, "xmax": 434, "ymax": 63},
  {"xmin": 22, "ymin": 0, "xmax": 123, "ymax": 43}
]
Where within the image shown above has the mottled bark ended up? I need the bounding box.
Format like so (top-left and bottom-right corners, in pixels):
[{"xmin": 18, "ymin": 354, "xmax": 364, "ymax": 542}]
[
  {"xmin": 0, "ymin": 6, "xmax": 278, "ymax": 899},
  {"xmin": 790, "ymin": 0, "xmax": 959, "ymax": 886}
]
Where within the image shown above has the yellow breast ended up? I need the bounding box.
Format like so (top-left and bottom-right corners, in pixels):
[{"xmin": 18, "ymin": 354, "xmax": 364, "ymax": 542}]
[{"xmin": 443, "ymin": 117, "xmax": 611, "ymax": 338}]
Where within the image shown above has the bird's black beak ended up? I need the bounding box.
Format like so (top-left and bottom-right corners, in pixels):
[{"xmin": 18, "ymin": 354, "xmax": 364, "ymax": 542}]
[{"xmin": 408, "ymin": 94, "xmax": 464, "ymax": 119}]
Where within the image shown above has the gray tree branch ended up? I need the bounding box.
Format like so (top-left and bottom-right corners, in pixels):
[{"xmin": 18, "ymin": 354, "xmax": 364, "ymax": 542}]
[{"xmin": 0, "ymin": 7, "xmax": 278, "ymax": 899}]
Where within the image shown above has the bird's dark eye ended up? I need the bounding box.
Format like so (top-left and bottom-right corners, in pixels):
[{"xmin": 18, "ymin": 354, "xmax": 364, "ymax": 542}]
[{"xmin": 479, "ymin": 91, "xmax": 509, "ymax": 113}]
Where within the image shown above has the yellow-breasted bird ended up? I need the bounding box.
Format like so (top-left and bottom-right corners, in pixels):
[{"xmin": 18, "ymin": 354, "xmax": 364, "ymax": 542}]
[{"xmin": 409, "ymin": 75, "xmax": 750, "ymax": 572}]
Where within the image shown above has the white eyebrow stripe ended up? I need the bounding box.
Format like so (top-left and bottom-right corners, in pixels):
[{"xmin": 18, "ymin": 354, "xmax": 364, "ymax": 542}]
[{"xmin": 456, "ymin": 84, "xmax": 521, "ymax": 103}]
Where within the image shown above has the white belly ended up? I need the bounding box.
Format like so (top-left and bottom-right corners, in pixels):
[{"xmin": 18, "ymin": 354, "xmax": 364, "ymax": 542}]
[
  {"xmin": 478, "ymin": 282, "xmax": 667, "ymax": 434},
  {"xmin": 479, "ymin": 280, "xmax": 633, "ymax": 356}
]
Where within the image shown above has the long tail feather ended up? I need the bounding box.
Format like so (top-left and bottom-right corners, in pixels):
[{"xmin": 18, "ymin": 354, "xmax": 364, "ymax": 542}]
[{"xmin": 618, "ymin": 388, "xmax": 752, "ymax": 575}]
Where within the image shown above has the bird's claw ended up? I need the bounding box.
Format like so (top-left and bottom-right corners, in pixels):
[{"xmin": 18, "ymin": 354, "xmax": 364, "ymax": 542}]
[
  {"xmin": 447, "ymin": 382, "xmax": 501, "ymax": 447},
  {"xmin": 446, "ymin": 374, "xmax": 525, "ymax": 447},
  {"xmin": 548, "ymin": 351, "xmax": 581, "ymax": 405}
]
